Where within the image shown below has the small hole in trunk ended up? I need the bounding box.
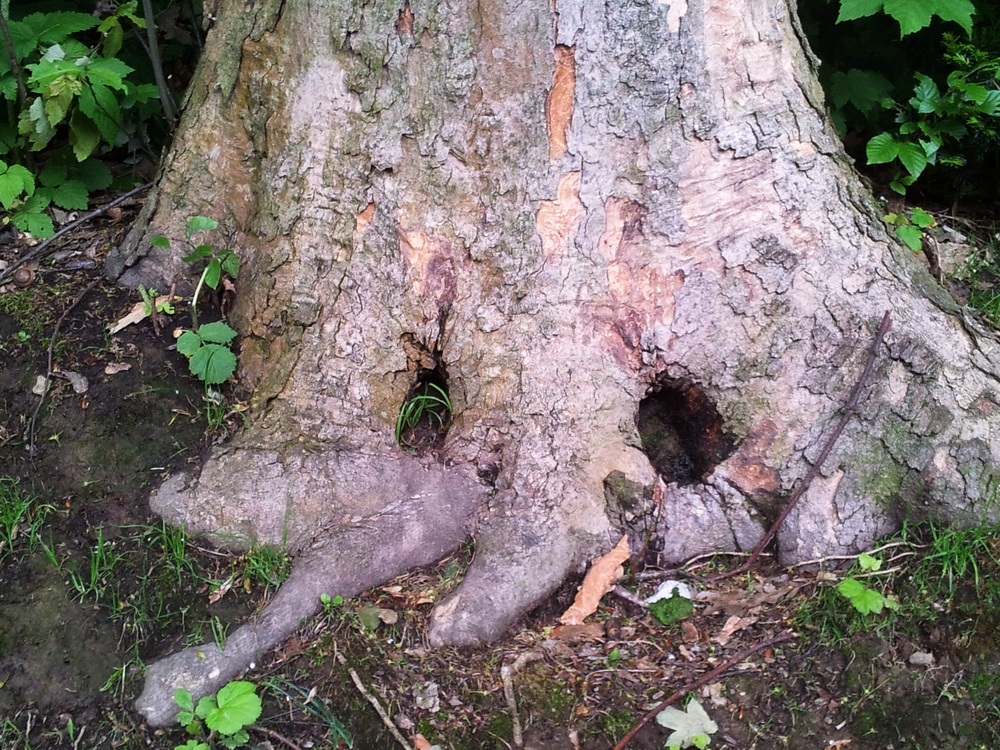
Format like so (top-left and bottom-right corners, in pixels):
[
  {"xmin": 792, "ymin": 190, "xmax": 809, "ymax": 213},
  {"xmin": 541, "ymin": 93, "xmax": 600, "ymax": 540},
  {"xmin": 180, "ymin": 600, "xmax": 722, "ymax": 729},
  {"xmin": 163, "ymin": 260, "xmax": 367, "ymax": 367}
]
[
  {"xmin": 637, "ymin": 379, "xmax": 735, "ymax": 485},
  {"xmin": 396, "ymin": 366, "xmax": 452, "ymax": 453}
]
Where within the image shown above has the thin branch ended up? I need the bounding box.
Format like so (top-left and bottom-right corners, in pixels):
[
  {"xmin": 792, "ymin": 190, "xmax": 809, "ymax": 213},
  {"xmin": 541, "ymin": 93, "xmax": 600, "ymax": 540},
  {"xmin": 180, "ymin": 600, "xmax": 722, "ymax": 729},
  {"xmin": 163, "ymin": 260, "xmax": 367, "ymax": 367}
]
[
  {"xmin": 0, "ymin": 182, "xmax": 153, "ymax": 287},
  {"xmin": 0, "ymin": 10, "xmax": 26, "ymax": 109},
  {"xmin": 27, "ymin": 278, "xmax": 102, "ymax": 458},
  {"xmin": 610, "ymin": 631, "xmax": 797, "ymax": 750},
  {"xmin": 141, "ymin": 0, "xmax": 177, "ymax": 123},
  {"xmin": 711, "ymin": 311, "xmax": 893, "ymax": 581},
  {"xmin": 249, "ymin": 725, "xmax": 304, "ymax": 750},
  {"xmin": 336, "ymin": 652, "xmax": 411, "ymax": 750},
  {"xmin": 501, "ymin": 652, "xmax": 542, "ymax": 749}
]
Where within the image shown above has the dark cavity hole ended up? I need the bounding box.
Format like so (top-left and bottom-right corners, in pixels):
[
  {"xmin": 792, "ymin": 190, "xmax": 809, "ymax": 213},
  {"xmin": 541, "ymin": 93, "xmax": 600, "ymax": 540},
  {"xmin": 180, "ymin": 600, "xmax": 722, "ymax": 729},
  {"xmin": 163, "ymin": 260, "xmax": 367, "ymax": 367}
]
[
  {"xmin": 396, "ymin": 365, "xmax": 452, "ymax": 453},
  {"xmin": 636, "ymin": 379, "xmax": 736, "ymax": 485}
]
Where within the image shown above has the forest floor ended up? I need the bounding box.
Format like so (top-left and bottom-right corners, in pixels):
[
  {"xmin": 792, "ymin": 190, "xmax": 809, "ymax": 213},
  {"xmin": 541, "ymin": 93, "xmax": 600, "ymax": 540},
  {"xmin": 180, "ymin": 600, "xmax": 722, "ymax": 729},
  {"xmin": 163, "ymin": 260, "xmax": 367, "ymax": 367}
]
[{"xmin": 1, "ymin": 198, "xmax": 999, "ymax": 750}]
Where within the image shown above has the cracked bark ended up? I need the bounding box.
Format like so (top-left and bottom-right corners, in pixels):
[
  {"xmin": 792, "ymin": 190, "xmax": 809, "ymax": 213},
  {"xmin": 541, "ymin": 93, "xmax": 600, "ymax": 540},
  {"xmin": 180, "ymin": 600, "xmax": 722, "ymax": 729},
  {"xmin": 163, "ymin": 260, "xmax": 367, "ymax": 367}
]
[{"xmin": 107, "ymin": 0, "xmax": 1000, "ymax": 725}]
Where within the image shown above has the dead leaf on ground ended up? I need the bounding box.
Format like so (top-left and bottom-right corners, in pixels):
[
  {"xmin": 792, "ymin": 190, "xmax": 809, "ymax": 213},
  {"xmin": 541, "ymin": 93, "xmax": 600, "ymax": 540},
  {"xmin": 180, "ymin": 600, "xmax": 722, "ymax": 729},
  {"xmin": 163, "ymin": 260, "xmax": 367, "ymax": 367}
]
[
  {"xmin": 712, "ymin": 614, "xmax": 758, "ymax": 646},
  {"xmin": 559, "ymin": 535, "xmax": 630, "ymax": 625},
  {"xmin": 104, "ymin": 362, "xmax": 132, "ymax": 375},
  {"xmin": 413, "ymin": 734, "xmax": 435, "ymax": 750},
  {"xmin": 696, "ymin": 580, "xmax": 803, "ymax": 617},
  {"xmin": 551, "ymin": 622, "xmax": 605, "ymax": 643},
  {"xmin": 108, "ymin": 296, "xmax": 180, "ymax": 334}
]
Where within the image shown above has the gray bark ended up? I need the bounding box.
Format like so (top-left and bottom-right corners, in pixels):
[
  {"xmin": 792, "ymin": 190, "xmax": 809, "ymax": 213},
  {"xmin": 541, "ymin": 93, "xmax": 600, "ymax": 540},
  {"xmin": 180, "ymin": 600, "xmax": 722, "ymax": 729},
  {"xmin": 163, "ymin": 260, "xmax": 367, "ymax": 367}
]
[{"xmin": 108, "ymin": 0, "xmax": 1000, "ymax": 725}]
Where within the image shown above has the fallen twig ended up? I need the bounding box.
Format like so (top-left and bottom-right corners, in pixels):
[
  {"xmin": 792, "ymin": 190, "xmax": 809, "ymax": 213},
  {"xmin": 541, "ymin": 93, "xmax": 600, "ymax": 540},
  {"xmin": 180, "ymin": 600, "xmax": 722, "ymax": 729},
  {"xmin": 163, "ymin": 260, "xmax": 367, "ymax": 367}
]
[
  {"xmin": 501, "ymin": 651, "xmax": 542, "ymax": 748},
  {"xmin": 250, "ymin": 724, "xmax": 304, "ymax": 750},
  {"xmin": 712, "ymin": 311, "xmax": 892, "ymax": 581},
  {"xmin": 610, "ymin": 631, "xmax": 797, "ymax": 750},
  {"xmin": 0, "ymin": 182, "xmax": 152, "ymax": 287},
  {"xmin": 27, "ymin": 278, "xmax": 102, "ymax": 459},
  {"xmin": 336, "ymin": 651, "xmax": 411, "ymax": 750}
]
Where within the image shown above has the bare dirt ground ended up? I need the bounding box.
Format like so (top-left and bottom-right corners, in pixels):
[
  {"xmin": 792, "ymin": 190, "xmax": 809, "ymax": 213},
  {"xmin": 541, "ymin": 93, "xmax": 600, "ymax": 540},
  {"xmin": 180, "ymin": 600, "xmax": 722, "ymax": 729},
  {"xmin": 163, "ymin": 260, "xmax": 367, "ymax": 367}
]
[{"xmin": 1, "ymin": 202, "xmax": 999, "ymax": 749}]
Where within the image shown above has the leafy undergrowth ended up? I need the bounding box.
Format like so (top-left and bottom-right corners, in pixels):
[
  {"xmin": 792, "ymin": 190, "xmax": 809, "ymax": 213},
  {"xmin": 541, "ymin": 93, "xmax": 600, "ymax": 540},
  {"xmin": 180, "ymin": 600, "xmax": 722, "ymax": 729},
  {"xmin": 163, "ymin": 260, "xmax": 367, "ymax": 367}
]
[{"xmin": 2, "ymin": 212, "xmax": 1000, "ymax": 750}]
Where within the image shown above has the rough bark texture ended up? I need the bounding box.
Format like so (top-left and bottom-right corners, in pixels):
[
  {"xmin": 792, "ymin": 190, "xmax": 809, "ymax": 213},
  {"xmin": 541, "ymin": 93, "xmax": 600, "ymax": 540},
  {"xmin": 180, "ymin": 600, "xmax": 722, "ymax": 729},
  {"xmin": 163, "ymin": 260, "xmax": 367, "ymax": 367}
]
[{"xmin": 108, "ymin": 0, "xmax": 1000, "ymax": 725}]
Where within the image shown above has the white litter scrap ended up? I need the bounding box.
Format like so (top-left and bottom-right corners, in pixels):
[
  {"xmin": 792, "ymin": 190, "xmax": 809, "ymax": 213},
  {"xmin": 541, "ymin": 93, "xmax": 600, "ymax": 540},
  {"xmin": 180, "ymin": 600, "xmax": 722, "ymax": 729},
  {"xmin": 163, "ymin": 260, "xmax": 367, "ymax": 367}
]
[{"xmin": 645, "ymin": 579, "xmax": 692, "ymax": 604}]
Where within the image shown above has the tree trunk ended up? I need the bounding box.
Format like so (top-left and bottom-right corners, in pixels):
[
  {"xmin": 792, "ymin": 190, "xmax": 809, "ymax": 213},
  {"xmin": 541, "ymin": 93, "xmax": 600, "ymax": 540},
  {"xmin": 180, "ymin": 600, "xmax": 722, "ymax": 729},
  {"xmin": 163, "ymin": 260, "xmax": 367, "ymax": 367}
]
[{"xmin": 108, "ymin": 0, "xmax": 1000, "ymax": 725}]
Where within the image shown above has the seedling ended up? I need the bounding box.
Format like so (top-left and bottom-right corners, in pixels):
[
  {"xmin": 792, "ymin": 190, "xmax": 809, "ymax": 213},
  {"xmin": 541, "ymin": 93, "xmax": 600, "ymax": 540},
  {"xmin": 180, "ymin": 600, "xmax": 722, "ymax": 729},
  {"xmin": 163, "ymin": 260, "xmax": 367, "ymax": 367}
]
[
  {"xmin": 883, "ymin": 206, "xmax": 935, "ymax": 252},
  {"xmin": 176, "ymin": 322, "xmax": 238, "ymax": 386},
  {"xmin": 174, "ymin": 680, "xmax": 262, "ymax": 750},
  {"xmin": 838, "ymin": 552, "xmax": 901, "ymax": 615},
  {"xmin": 152, "ymin": 217, "xmax": 240, "ymax": 391},
  {"xmin": 395, "ymin": 381, "xmax": 452, "ymax": 449}
]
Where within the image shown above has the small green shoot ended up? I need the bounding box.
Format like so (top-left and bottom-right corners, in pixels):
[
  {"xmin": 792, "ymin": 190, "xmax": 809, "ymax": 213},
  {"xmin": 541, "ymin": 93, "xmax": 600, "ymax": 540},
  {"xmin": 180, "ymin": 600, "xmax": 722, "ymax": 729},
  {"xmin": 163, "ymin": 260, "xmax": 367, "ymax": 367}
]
[
  {"xmin": 138, "ymin": 284, "xmax": 175, "ymax": 316},
  {"xmin": 657, "ymin": 697, "xmax": 718, "ymax": 749},
  {"xmin": 837, "ymin": 552, "xmax": 900, "ymax": 615},
  {"xmin": 174, "ymin": 680, "xmax": 262, "ymax": 750},
  {"xmin": 883, "ymin": 206, "xmax": 935, "ymax": 252},
  {"xmin": 395, "ymin": 381, "xmax": 452, "ymax": 449}
]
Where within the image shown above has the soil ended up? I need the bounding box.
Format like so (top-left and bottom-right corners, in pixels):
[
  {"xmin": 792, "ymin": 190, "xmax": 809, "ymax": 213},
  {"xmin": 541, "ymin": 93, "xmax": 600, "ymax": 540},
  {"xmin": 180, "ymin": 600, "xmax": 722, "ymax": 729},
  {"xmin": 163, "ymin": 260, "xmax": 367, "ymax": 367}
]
[{"xmin": 1, "ymin": 205, "xmax": 999, "ymax": 750}]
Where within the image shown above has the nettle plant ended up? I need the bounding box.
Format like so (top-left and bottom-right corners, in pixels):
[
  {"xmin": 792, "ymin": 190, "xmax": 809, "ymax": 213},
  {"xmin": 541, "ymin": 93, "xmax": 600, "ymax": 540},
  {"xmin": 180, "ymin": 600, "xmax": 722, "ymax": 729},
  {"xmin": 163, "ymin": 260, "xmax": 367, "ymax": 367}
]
[
  {"xmin": 152, "ymin": 216, "xmax": 240, "ymax": 387},
  {"xmin": 0, "ymin": 6, "xmax": 162, "ymax": 236},
  {"xmin": 173, "ymin": 680, "xmax": 262, "ymax": 750}
]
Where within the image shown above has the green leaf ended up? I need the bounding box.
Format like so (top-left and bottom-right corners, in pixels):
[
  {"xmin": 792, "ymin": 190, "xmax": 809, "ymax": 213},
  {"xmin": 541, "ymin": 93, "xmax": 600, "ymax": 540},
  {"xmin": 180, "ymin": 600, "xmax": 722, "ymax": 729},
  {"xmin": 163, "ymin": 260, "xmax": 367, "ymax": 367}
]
[
  {"xmin": 866, "ymin": 132, "xmax": 899, "ymax": 164},
  {"xmin": 829, "ymin": 69, "xmax": 893, "ymax": 115},
  {"xmin": 49, "ymin": 179, "xmax": 89, "ymax": 210},
  {"xmin": 858, "ymin": 552, "xmax": 882, "ymax": 571},
  {"xmin": 78, "ymin": 83, "xmax": 121, "ymax": 145},
  {"xmin": 909, "ymin": 74, "xmax": 941, "ymax": 114},
  {"xmin": 174, "ymin": 740, "xmax": 208, "ymax": 750},
  {"xmin": 12, "ymin": 206, "xmax": 55, "ymax": 237},
  {"xmin": 910, "ymin": 207, "xmax": 935, "ymax": 228},
  {"xmin": 196, "ymin": 321, "xmax": 238, "ymax": 345},
  {"xmin": 151, "ymin": 235, "xmax": 171, "ymax": 248},
  {"xmin": 836, "ymin": 0, "xmax": 885, "ymax": 24},
  {"xmin": 102, "ymin": 21, "xmax": 124, "ymax": 59},
  {"xmin": 852, "ymin": 587, "xmax": 886, "ymax": 614},
  {"xmin": 895, "ymin": 141, "xmax": 928, "ymax": 178},
  {"xmin": 203, "ymin": 259, "xmax": 222, "ymax": 290},
  {"xmin": 895, "ymin": 224, "xmax": 925, "ymax": 251},
  {"xmin": 221, "ymin": 251, "xmax": 240, "ymax": 279},
  {"xmin": 357, "ymin": 605, "xmax": 382, "ymax": 631},
  {"xmin": 182, "ymin": 244, "xmax": 214, "ymax": 263},
  {"xmin": 883, "ymin": 0, "xmax": 975, "ymax": 37},
  {"xmin": 84, "ymin": 57, "xmax": 133, "ymax": 92},
  {"xmin": 837, "ymin": 578, "xmax": 866, "ymax": 599},
  {"xmin": 186, "ymin": 215, "xmax": 219, "ymax": 236},
  {"xmin": 176, "ymin": 330, "xmax": 202, "ymax": 356},
  {"xmin": 189, "ymin": 344, "xmax": 237, "ymax": 385},
  {"xmin": 20, "ymin": 12, "xmax": 100, "ymax": 45},
  {"xmin": 201, "ymin": 681, "xmax": 261, "ymax": 735},
  {"xmin": 656, "ymin": 699, "xmax": 718, "ymax": 749},
  {"xmin": 74, "ymin": 158, "xmax": 113, "ymax": 189},
  {"xmin": 173, "ymin": 688, "xmax": 196, "ymax": 726},
  {"xmin": 220, "ymin": 729, "xmax": 249, "ymax": 749},
  {"xmin": 69, "ymin": 110, "xmax": 102, "ymax": 162},
  {"xmin": 0, "ymin": 163, "xmax": 35, "ymax": 209}
]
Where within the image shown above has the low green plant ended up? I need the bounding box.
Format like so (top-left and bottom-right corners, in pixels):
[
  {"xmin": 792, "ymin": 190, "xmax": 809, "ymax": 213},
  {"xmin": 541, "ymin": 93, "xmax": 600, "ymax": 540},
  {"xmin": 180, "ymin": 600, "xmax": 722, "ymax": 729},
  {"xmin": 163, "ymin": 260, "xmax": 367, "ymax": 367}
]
[
  {"xmin": 395, "ymin": 381, "xmax": 452, "ymax": 449},
  {"xmin": 174, "ymin": 680, "xmax": 262, "ymax": 750},
  {"xmin": 263, "ymin": 675, "xmax": 353, "ymax": 746},
  {"xmin": 154, "ymin": 217, "xmax": 240, "ymax": 387},
  {"xmin": 320, "ymin": 592, "xmax": 344, "ymax": 615},
  {"xmin": 838, "ymin": 552, "xmax": 901, "ymax": 615},
  {"xmin": 67, "ymin": 526, "xmax": 121, "ymax": 603},
  {"xmin": 0, "ymin": 476, "xmax": 53, "ymax": 562},
  {"xmin": 139, "ymin": 284, "xmax": 175, "ymax": 316},
  {"xmin": 883, "ymin": 205, "xmax": 935, "ymax": 251}
]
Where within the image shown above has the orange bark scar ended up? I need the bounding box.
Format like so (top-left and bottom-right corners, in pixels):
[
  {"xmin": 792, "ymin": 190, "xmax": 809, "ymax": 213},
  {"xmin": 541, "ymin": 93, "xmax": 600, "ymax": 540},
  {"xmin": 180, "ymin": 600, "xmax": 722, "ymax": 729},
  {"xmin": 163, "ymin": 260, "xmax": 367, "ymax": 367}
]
[
  {"xmin": 536, "ymin": 171, "xmax": 584, "ymax": 259},
  {"xmin": 398, "ymin": 227, "xmax": 456, "ymax": 308},
  {"xmin": 546, "ymin": 45, "xmax": 575, "ymax": 162}
]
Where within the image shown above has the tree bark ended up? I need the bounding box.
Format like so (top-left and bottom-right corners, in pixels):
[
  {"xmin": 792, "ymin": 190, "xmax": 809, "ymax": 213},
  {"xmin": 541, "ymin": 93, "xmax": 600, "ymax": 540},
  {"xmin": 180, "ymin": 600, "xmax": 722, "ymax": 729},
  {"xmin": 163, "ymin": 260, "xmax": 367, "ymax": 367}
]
[{"xmin": 108, "ymin": 0, "xmax": 1000, "ymax": 725}]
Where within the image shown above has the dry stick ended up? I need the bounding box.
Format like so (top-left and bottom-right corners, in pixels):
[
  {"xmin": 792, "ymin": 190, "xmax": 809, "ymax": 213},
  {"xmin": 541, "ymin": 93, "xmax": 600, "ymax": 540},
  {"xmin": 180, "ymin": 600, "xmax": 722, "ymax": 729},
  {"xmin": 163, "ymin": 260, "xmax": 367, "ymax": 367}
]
[
  {"xmin": 501, "ymin": 651, "xmax": 543, "ymax": 748},
  {"xmin": 610, "ymin": 631, "xmax": 797, "ymax": 750},
  {"xmin": 26, "ymin": 278, "xmax": 101, "ymax": 459},
  {"xmin": 0, "ymin": 182, "xmax": 153, "ymax": 287},
  {"xmin": 249, "ymin": 725, "xmax": 304, "ymax": 750},
  {"xmin": 711, "ymin": 310, "xmax": 893, "ymax": 582},
  {"xmin": 335, "ymin": 652, "xmax": 412, "ymax": 750}
]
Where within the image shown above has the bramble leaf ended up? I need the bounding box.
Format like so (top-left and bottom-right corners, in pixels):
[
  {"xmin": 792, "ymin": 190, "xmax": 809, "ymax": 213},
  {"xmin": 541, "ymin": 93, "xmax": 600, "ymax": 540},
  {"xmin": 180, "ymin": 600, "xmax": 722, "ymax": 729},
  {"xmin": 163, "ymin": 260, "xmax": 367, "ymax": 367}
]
[
  {"xmin": 201, "ymin": 681, "xmax": 261, "ymax": 735},
  {"xmin": 189, "ymin": 344, "xmax": 237, "ymax": 385},
  {"xmin": 197, "ymin": 321, "xmax": 238, "ymax": 345}
]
